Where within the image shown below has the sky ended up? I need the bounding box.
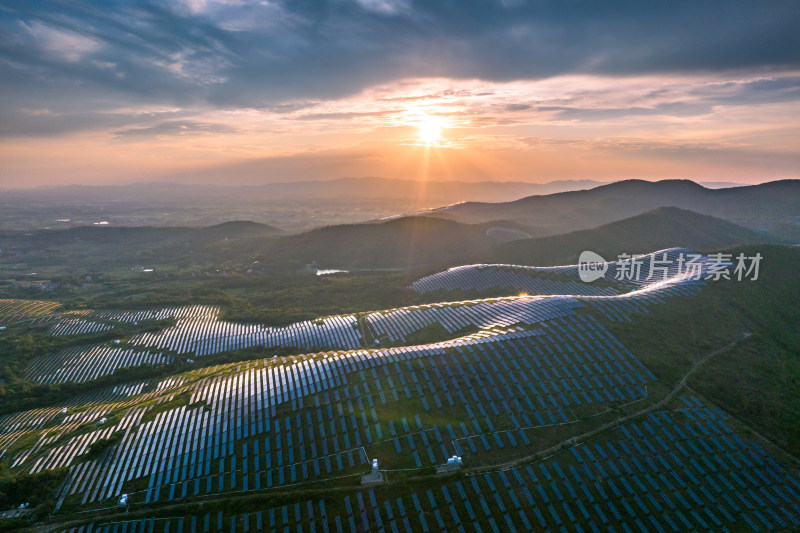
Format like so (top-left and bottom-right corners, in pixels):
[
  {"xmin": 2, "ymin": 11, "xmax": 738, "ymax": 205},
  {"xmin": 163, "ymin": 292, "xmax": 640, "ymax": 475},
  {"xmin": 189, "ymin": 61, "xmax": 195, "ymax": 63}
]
[{"xmin": 1, "ymin": 0, "xmax": 799, "ymax": 188}]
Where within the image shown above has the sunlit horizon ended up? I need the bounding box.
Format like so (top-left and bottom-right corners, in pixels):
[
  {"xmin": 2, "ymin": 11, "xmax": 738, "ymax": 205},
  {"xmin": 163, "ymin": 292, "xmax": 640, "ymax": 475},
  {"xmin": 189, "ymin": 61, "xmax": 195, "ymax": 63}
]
[{"xmin": 1, "ymin": 2, "xmax": 798, "ymax": 188}]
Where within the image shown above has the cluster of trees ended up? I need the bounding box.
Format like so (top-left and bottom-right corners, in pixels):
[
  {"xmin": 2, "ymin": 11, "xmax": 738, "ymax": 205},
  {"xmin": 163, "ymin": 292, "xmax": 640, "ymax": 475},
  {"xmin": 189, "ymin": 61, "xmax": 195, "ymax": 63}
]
[
  {"xmin": 0, "ymin": 467, "xmax": 66, "ymax": 526},
  {"xmin": 83, "ymin": 434, "xmax": 123, "ymax": 459},
  {"xmin": 219, "ymin": 272, "xmax": 417, "ymax": 327},
  {"xmin": 403, "ymin": 323, "xmax": 479, "ymax": 347}
]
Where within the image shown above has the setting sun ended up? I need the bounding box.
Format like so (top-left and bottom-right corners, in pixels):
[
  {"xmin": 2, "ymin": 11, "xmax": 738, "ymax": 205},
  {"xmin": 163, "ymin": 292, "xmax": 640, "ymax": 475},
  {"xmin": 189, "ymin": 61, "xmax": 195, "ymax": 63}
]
[{"xmin": 418, "ymin": 117, "xmax": 446, "ymax": 145}]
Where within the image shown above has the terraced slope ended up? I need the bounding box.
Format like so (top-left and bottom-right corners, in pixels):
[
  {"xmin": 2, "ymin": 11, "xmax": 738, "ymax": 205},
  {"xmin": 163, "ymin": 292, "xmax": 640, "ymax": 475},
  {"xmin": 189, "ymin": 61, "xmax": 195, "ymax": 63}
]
[
  {"xmin": 412, "ymin": 247, "xmax": 712, "ymax": 295},
  {"xmin": 19, "ymin": 249, "xmax": 722, "ymax": 384},
  {"xmin": 3, "ymin": 248, "xmax": 796, "ymax": 532},
  {"xmin": 25, "ymin": 345, "xmax": 173, "ymax": 384},
  {"xmin": 24, "ymin": 306, "xmax": 363, "ymax": 385},
  {"xmin": 128, "ymin": 310, "xmax": 361, "ymax": 356},
  {"xmin": 9, "ymin": 311, "xmax": 658, "ymax": 509},
  {"xmin": 0, "ymin": 298, "xmax": 61, "ymax": 325},
  {"xmin": 46, "ymin": 306, "xmax": 215, "ymax": 337},
  {"xmin": 56, "ymin": 396, "xmax": 799, "ymax": 532},
  {"xmin": 412, "ymin": 264, "xmax": 618, "ymax": 296}
]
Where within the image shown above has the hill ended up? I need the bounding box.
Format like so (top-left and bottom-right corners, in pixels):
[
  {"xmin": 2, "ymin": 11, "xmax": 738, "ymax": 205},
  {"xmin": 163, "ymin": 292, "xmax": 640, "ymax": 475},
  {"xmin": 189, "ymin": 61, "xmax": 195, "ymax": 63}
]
[
  {"xmin": 257, "ymin": 216, "xmax": 506, "ymax": 270},
  {"xmin": 194, "ymin": 220, "xmax": 284, "ymax": 239},
  {"xmin": 437, "ymin": 179, "xmax": 800, "ymax": 240},
  {"xmin": 485, "ymin": 207, "xmax": 767, "ymax": 266},
  {"xmin": 606, "ymin": 244, "xmax": 800, "ymax": 456},
  {"xmin": 1, "ymin": 244, "xmax": 797, "ymax": 531}
]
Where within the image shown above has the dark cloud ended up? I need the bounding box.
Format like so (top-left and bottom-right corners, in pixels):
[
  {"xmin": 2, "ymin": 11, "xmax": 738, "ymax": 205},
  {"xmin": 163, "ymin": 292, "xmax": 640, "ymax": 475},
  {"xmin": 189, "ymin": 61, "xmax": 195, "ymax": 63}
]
[
  {"xmin": 695, "ymin": 76, "xmax": 800, "ymax": 105},
  {"xmin": 1, "ymin": 0, "xmax": 799, "ymax": 136}
]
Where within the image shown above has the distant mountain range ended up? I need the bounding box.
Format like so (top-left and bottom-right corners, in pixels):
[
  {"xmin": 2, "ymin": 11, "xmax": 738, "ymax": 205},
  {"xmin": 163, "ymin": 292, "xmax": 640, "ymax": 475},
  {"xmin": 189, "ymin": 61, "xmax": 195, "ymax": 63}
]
[
  {"xmin": 0, "ymin": 177, "xmax": 765, "ymax": 233},
  {"xmin": 432, "ymin": 179, "xmax": 800, "ymax": 241},
  {"xmin": 0, "ymin": 178, "xmax": 614, "ymax": 233},
  {"xmin": 2, "ymin": 179, "xmax": 793, "ymax": 273},
  {"xmin": 3, "ymin": 177, "xmax": 612, "ymax": 203},
  {"xmin": 486, "ymin": 207, "xmax": 766, "ymax": 266},
  {"xmin": 1, "ymin": 177, "xmax": 747, "ymax": 203},
  {"xmin": 3, "ymin": 207, "xmax": 767, "ymax": 273},
  {"xmin": 261, "ymin": 206, "xmax": 768, "ymax": 270}
]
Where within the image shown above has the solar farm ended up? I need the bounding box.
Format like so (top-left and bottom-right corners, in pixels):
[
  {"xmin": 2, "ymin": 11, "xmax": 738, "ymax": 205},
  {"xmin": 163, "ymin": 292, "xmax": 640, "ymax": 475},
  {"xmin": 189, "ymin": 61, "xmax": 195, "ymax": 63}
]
[
  {"xmin": 1, "ymin": 248, "xmax": 797, "ymax": 531},
  {"xmin": 0, "ymin": 298, "xmax": 61, "ymax": 325}
]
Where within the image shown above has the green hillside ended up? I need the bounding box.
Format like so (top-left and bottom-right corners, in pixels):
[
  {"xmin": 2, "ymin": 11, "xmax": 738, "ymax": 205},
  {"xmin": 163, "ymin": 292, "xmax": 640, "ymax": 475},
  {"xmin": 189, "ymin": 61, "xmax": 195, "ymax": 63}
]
[
  {"xmin": 257, "ymin": 216, "xmax": 501, "ymax": 270},
  {"xmin": 486, "ymin": 207, "xmax": 766, "ymax": 266},
  {"xmin": 606, "ymin": 244, "xmax": 800, "ymax": 456}
]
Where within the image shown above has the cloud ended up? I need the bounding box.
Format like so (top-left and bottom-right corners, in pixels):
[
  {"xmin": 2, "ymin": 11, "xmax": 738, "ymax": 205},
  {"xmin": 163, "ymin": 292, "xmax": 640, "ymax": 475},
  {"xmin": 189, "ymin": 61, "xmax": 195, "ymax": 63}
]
[
  {"xmin": 20, "ymin": 20, "xmax": 101, "ymax": 62},
  {"xmin": 353, "ymin": 0, "xmax": 410, "ymax": 16},
  {"xmin": 537, "ymin": 102, "xmax": 712, "ymax": 121},
  {"xmin": 295, "ymin": 110, "xmax": 397, "ymax": 121},
  {"xmin": 0, "ymin": 105, "xmax": 189, "ymax": 138},
  {"xmin": 1, "ymin": 0, "xmax": 798, "ymax": 115},
  {"xmin": 1, "ymin": 1, "xmax": 798, "ymax": 186},
  {"xmin": 113, "ymin": 120, "xmax": 237, "ymax": 138}
]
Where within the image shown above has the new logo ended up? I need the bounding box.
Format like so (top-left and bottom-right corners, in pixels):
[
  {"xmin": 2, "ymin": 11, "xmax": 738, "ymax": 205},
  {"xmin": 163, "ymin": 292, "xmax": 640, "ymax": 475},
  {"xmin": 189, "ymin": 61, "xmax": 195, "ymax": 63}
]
[{"xmin": 578, "ymin": 251, "xmax": 608, "ymax": 282}]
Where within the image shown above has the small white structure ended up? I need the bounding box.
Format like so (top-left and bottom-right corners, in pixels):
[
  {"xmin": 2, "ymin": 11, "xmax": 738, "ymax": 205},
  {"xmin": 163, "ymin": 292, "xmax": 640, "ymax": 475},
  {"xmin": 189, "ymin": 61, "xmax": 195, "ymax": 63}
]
[
  {"xmin": 60, "ymin": 408, "xmax": 68, "ymax": 415},
  {"xmin": 118, "ymin": 494, "xmax": 128, "ymax": 506},
  {"xmin": 436, "ymin": 455, "xmax": 463, "ymax": 474},
  {"xmin": 361, "ymin": 457, "xmax": 384, "ymax": 485},
  {"xmin": 113, "ymin": 339, "xmax": 121, "ymax": 345},
  {"xmin": 98, "ymin": 417, "xmax": 107, "ymax": 425}
]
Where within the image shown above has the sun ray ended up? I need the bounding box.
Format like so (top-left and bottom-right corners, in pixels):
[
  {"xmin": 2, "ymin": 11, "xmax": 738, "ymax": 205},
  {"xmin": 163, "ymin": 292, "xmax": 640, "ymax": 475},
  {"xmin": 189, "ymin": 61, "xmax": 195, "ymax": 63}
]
[{"xmin": 417, "ymin": 116, "xmax": 446, "ymax": 145}]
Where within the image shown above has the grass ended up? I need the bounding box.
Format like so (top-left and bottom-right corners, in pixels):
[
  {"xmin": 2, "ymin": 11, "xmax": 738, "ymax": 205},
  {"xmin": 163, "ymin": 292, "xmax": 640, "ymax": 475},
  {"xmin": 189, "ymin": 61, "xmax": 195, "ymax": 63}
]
[{"xmin": 604, "ymin": 244, "xmax": 800, "ymax": 457}]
